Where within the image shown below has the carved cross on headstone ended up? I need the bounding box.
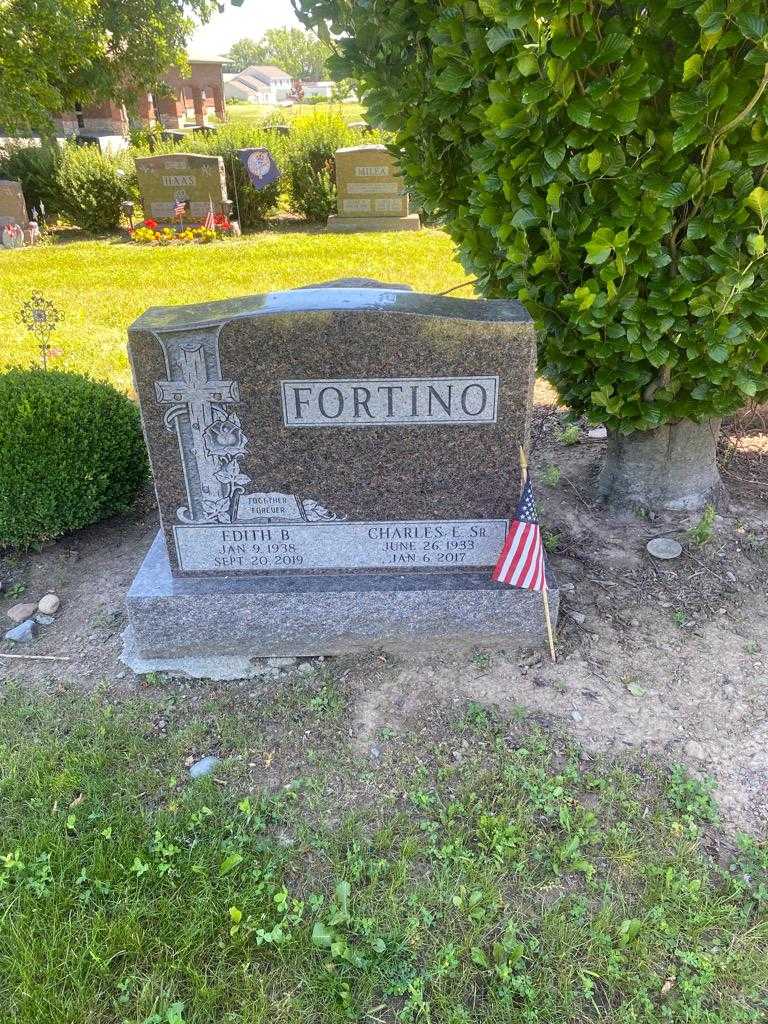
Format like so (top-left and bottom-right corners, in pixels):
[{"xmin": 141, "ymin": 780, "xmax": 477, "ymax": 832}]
[{"xmin": 154, "ymin": 345, "xmax": 239, "ymax": 517}]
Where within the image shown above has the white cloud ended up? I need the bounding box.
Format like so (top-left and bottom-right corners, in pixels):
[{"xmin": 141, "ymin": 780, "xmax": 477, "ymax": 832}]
[{"xmin": 189, "ymin": 0, "xmax": 302, "ymax": 56}]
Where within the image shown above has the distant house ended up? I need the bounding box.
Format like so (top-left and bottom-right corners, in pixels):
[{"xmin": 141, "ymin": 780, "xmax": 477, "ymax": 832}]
[
  {"xmin": 302, "ymin": 81, "xmax": 336, "ymax": 99},
  {"xmin": 223, "ymin": 66, "xmax": 293, "ymax": 104},
  {"xmin": 54, "ymin": 53, "xmax": 228, "ymax": 138}
]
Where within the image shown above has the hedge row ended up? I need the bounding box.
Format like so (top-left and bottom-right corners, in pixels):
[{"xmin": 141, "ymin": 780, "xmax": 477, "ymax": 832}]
[{"xmin": 0, "ymin": 114, "xmax": 382, "ymax": 234}]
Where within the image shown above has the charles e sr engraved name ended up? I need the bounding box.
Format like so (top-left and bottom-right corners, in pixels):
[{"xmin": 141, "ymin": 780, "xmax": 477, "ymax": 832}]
[{"xmin": 281, "ymin": 376, "xmax": 499, "ymax": 428}]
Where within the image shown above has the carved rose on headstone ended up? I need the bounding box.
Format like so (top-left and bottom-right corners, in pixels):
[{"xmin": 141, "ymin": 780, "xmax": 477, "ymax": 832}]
[{"xmin": 202, "ymin": 416, "xmax": 248, "ymax": 459}]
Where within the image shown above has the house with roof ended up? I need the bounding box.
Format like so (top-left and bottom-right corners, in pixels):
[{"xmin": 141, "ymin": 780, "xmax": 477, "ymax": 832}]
[{"xmin": 223, "ymin": 66, "xmax": 294, "ymax": 104}]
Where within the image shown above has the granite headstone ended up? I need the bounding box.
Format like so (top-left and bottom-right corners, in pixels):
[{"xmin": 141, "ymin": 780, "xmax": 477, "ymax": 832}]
[
  {"xmin": 0, "ymin": 179, "xmax": 27, "ymax": 228},
  {"xmin": 122, "ymin": 282, "xmax": 557, "ymax": 675},
  {"xmin": 328, "ymin": 145, "xmax": 420, "ymax": 233},
  {"xmin": 135, "ymin": 153, "xmax": 228, "ymax": 221}
]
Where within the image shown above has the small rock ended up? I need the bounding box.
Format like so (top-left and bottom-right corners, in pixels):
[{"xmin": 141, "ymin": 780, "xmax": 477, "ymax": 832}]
[
  {"xmin": 7, "ymin": 602, "xmax": 37, "ymax": 623},
  {"xmin": 37, "ymin": 594, "xmax": 60, "ymax": 615},
  {"xmin": 647, "ymin": 537, "xmax": 683, "ymax": 560},
  {"xmin": 34, "ymin": 613, "xmax": 55, "ymax": 626},
  {"xmin": 684, "ymin": 740, "xmax": 706, "ymax": 761},
  {"xmin": 369, "ymin": 744, "xmax": 381, "ymax": 759},
  {"xmin": 4, "ymin": 619, "xmax": 38, "ymax": 643},
  {"xmin": 571, "ymin": 710, "xmax": 583, "ymax": 723},
  {"xmin": 189, "ymin": 755, "xmax": 220, "ymax": 779},
  {"xmin": 587, "ymin": 426, "xmax": 608, "ymax": 441},
  {"xmin": 568, "ymin": 611, "xmax": 586, "ymax": 625},
  {"xmin": 297, "ymin": 662, "xmax": 315, "ymax": 676},
  {"xmin": 266, "ymin": 656, "xmax": 297, "ymax": 669}
]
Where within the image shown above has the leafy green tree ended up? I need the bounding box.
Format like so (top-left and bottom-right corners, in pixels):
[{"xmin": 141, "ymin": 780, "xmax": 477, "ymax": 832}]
[
  {"xmin": 225, "ymin": 37, "xmax": 268, "ymax": 73},
  {"xmin": 295, "ymin": 0, "xmax": 768, "ymax": 509},
  {"xmin": 0, "ymin": 0, "xmax": 217, "ymax": 135},
  {"xmin": 227, "ymin": 27, "xmax": 331, "ymax": 80}
]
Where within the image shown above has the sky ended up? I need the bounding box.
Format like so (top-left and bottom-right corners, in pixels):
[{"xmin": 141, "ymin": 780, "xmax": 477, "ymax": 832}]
[{"xmin": 189, "ymin": 0, "xmax": 302, "ymax": 57}]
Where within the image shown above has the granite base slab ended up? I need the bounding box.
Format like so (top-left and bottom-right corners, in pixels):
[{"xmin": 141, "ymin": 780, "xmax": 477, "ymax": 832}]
[
  {"xmin": 326, "ymin": 214, "xmax": 421, "ymax": 233},
  {"xmin": 121, "ymin": 532, "xmax": 558, "ymax": 673}
]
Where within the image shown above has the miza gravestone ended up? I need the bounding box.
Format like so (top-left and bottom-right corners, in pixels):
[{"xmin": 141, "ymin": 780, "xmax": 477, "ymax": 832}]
[
  {"xmin": 135, "ymin": 153, "xmax": 228, "ymax": 222},
  {"xmin": 122, "ymin": 282, "xmax": 557, "ymax": 678},
  {"xmin": 328, "ymin": 145, "xmax": 421, "ymax": 233}
]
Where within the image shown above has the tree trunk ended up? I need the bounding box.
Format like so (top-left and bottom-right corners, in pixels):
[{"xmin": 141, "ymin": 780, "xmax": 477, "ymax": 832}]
[{"xmin": 598, "ymin": 418, "xmax": 725, "ymax": 512}]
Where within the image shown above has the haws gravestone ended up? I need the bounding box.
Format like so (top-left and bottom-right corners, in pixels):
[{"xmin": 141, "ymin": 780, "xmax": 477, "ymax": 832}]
[
  {"xmin": 328, "ymin": 145, "xmax": 421, "ymax": 233},
  {"xmin": 121, "ymin": 281, "xmax": 558, "ymax": 678},
  {"xmin": 135, "ymin": 153, "xmax": 228, "ymax": 222}
]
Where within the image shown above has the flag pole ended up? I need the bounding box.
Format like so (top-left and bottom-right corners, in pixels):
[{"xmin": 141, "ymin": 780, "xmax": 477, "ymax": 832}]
[{"xmin": 520, "ymin": 446, "xmax": 556, "ymax": 663}]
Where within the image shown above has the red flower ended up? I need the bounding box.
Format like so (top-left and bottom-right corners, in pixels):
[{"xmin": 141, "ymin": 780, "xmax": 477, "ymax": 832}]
[{"xmin": 143, "ymin": 218, "xmax": 158, "ymax": 230}]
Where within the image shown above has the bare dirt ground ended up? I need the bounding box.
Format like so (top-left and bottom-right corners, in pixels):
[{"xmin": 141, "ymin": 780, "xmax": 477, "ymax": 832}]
[{"xmin": 2, "ymin": 397, "xmax": 768, "ymax": 835}]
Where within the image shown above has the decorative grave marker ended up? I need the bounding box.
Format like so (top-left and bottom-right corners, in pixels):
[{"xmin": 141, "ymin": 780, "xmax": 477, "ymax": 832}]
[
  {"xmin": 328, "ymin": 145, "xmax": 421, "ymax": 232},
  {"xmin": 135, "ymin": 153, "xmax": 228, "ymax": 222},
  {"xmin": 0, "ymin": 179, "xmax": 28, "ymax": 228},
  {"xmin": 122, "ymin": 281, "xmax": 557, "ymax": 675}
]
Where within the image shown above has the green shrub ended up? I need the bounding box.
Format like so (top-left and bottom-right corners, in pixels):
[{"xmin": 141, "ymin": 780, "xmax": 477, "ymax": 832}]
[
  {"xmin": 282, "ymin": 112, "xmax": 369, "ymax": 221},
  {"xmin": 55, "ymin": 144, "xmax": 137, "ymax": 234},
  {"xmin": 0, "ymin": 368, "xmax": 148, "ymax": 549},
  {"xmin": 0, "ymin": 143, "xmax": 62, "ymax": 221},
  {"xmin": 297, "ymin": 0, "xmax": 768, "ymax": 433}
]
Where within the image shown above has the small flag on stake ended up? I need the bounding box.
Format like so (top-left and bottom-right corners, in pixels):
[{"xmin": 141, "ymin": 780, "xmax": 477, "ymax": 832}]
[
  {"xmin": 173, "ymin": 198, "xmax": 186, "ymax": 219},
  {"xmin": 492, "ymin": 447, "xmax": 556, "ymax": 661},
  {"xmin": 203, "ymin": 196, "xmax": 215, "ymax": 231}
]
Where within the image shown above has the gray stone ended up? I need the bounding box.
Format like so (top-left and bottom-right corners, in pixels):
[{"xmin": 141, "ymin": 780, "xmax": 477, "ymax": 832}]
[
  {"xmin": 121, "ymin": 625, "xmax": 279, "ymax": 681},
  {"xmin": 189, "ymin": 755, "xmax": 220, "ymax": 779},
  {"xmin": 327, "ymin": 214, "xmax": 421, "ymax": 233},
  {"xmin": 37, "ymin": 593, "xmax": 60, "ymax": 615},
  {"xmin": 684, "ymin": 740, "xmax": 707, "ymax": 761},
  {"xmin": 646, "ymin": 537, "xmax": 683, "ymax": 560},
  {"xmin": 34, "ymin": 613, "xmax": 55, "ymax": 625},
  {"xmin": 4, "ymin": 619, "xmax": 38, "ymax": 642},
  {"xmin": 7, "ymin": 602, "xmax": 37, "ymax": 623},
  {"xmin": 122, "ymin": 531, "xmax": 559, "ymax": 660}
]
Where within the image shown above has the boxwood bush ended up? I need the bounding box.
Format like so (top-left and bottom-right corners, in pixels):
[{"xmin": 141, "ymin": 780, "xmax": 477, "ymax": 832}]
[
  {"xmin": 296, "ymin": 0, "xmax": 768, "ymax": 509},
  {"xmin": 55, "ymin": 144, "xmax": 137, "ymax": 234},
  {"xmin": 283, "ymin": 112, "xmax": 380, "ymax": 221},
  {"xmin": 0, "ymin": 368, "xmax": 148, "ymax": 549},
  {"xmin": 0, "ymin": 142, "xmax": 63, "ymax": 221}
]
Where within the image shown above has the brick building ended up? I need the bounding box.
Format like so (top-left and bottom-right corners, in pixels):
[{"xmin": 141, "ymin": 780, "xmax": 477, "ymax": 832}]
[{"xmin": 54, "ymin": 54, "xmax": 227, "ymax": 138}]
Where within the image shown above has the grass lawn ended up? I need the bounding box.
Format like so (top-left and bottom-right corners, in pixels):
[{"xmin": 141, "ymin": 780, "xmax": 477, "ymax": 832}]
[
  {"xmin": 0, "ymin": 678, "xmax": 766, "ymax": 1024},
  {"xmin": 225, "ymin": 100, "xmax": 367, "ymax": 128},
  {"xmin": 0, "ymin": 228, "xmax": 470, "ymax": 395}
]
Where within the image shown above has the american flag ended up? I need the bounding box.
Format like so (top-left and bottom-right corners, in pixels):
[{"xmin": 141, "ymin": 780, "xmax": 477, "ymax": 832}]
[
  {"xmin": 492, "ymin": 470, "xmax": 547, "ymax": 591},
  {"xmin": 203, "ymin": 199, "xmax": 215, "ymax": 230},
  {"xmin": 173, "ymin": 198, "xmax": 186, "ymax": 218}
]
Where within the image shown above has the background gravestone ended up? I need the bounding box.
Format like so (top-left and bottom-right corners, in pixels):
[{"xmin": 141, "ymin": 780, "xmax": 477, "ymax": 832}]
[
  {"xmin": 122, "ymin": 283, "xmax": 556, "ymax": 675},
  {"xmin": 0, "ymin": 179, "xmax": 28, "ymax": 227},
  {"xmin": 328, "ymin": 145, "xmax": 421, "ymax": 233},
  {"xmin": 135, "ymin": 153, "xmax": 228, "ymax": 221}
]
